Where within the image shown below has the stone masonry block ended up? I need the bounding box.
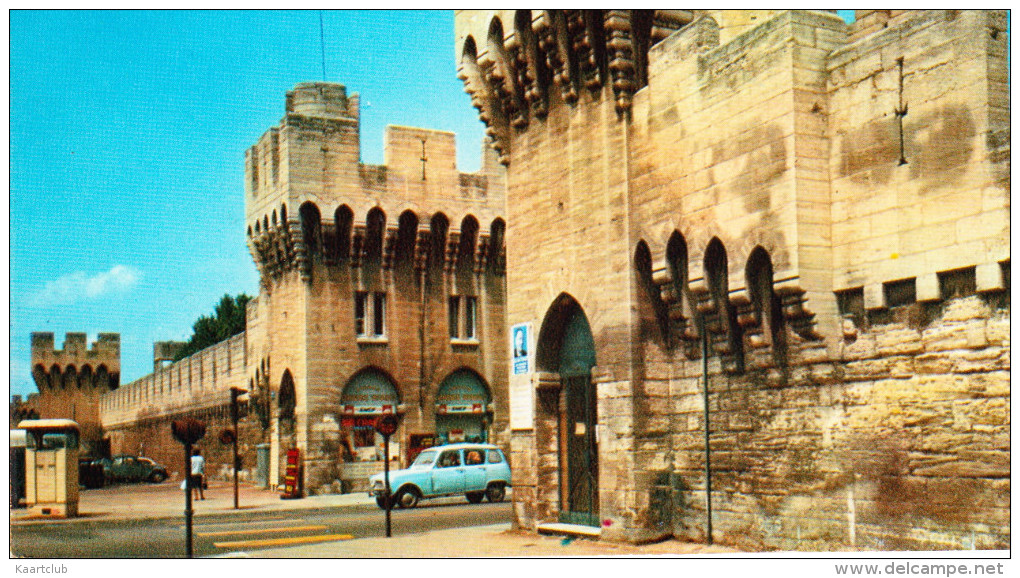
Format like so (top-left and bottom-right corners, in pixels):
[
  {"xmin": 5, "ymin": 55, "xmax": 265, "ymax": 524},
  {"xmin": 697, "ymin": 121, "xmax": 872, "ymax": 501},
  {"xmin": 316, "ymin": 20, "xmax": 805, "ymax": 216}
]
[
  {"xmin": 975, "ymin": 262, "xmax": 1006, "ymax": 293},
  {"xmin": 915, "ymin": 273, "xmax": 940, "ymax": 302},
  {"xmin": 863, "ymin": 283, "xmax": 886, "ymax": 310}
]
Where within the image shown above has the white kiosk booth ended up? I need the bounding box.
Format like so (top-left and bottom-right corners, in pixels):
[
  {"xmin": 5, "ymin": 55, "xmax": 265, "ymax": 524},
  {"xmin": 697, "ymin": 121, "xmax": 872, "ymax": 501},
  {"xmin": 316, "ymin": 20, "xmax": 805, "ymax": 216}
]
[{"xmin": 19, "ymin": 419, "xmax": 80, "ymax": 517}]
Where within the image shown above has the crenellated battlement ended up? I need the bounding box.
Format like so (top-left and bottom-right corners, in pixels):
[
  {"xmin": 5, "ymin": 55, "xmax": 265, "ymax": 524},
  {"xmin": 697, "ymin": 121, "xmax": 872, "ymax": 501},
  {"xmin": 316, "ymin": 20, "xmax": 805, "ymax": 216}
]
[
  {"xmin": 244, "ymin": 82, "xmax": 507, "ymax": 284},
  {"xmin": 30, "ymin": 332, "xmax": 121, "ymax": 393},
  {"xmin": 100, "ymin": 333, "xmax": 247, "ymax": 428}
]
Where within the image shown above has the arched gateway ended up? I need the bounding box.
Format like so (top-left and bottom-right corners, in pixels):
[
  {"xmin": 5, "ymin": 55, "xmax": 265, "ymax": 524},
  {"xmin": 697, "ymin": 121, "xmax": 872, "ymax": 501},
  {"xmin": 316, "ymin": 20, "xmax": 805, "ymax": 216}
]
[{"xmin": 537, "ymin": 294, "xmax": 599, "ymax": 527}]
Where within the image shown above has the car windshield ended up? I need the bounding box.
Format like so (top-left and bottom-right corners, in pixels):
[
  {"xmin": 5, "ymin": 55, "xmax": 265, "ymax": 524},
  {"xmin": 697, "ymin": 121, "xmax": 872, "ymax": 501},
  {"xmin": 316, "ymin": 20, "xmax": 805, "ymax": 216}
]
[{"xmin": 411, "ymin": 450, "xmax": 437, "ymax": 468}]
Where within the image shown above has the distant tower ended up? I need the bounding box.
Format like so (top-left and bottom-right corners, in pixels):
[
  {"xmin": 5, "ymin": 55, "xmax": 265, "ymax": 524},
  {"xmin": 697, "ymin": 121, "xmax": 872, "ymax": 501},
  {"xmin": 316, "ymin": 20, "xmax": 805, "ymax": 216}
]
[
  {"xmin": 153, "ymin": 341, "xmax": 186, "ymax": 370},
  {"xmin": 28, "ymin": 332, "xmax": 121, "ymax": 455}
]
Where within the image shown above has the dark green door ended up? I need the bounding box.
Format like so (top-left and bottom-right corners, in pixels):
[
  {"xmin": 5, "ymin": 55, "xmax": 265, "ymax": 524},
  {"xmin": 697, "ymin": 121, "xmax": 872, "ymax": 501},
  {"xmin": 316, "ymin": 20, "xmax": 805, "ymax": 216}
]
[
  {"xmin": 563, "ymin": 375, "xmax": 598, "ymax": 526},
  {"xmin": 558, "ymin": 308, "xmax": 598, "ymax": 527}
]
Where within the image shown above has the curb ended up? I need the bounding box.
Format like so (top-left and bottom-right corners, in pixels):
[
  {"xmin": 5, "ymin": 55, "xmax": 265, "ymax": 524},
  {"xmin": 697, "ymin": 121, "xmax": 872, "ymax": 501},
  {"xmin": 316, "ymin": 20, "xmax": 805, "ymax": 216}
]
[{"xmin": 10, "ymin": 493, "xmax": 377, "ymax": 527}]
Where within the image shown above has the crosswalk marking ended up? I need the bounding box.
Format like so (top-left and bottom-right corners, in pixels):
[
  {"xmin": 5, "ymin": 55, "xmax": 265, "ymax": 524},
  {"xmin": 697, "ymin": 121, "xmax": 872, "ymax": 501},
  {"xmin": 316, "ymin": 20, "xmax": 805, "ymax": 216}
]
[
  {"xmin": 185, "ymin": 518, "xmax": 303, "ymax": 530},
  {"xmin": 198, "ymin": 525, "xmax": 328, "ymax": 537},
  {"xmin": 213, "ymin": 533, "xmax": 354, "ymax": 549}
]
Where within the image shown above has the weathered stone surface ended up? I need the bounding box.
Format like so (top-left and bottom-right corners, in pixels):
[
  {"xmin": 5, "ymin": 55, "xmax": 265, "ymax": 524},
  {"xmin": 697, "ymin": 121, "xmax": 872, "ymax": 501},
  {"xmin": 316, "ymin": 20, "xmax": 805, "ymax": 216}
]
[{"xmin": 454, "ymin": 8, "xmax": 1008, "ymax": 552}]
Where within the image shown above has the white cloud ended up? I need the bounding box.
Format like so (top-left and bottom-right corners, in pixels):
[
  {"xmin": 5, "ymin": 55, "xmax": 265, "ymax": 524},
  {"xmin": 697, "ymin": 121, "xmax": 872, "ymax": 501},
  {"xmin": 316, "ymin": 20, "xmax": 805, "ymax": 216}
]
[{"xmin": 32, "ymin": 265, "xmax": 141, "ymax": 306}]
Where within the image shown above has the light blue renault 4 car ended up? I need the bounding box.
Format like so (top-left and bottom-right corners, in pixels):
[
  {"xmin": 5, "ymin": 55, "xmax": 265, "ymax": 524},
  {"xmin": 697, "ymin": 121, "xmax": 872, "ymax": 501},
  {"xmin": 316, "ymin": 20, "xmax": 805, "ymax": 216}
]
[{"xmin": 369, "ymin": 443, "xmax": 511, "ymax": 509}]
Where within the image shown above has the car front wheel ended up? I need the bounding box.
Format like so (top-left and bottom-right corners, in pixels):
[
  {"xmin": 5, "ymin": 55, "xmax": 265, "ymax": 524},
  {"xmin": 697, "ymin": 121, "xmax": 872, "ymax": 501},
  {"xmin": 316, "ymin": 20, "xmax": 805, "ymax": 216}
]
[
  {"xmin": 149, "ymin": 471, "xmax": 168, "ymax": 483},
  {"xmin": 486, "ymin": 484, "xmax": 505, "ymax": 503},
  {"xmin": 375, "ymin": 496, "xmax": 389, "ymax": 509},
  {"xmin": 466, "ymin": 491, "xmax": 485, "ymax": 504},
  {"xmin": 395, "ymin": 487, "xmax": 420, "ymax": 509}
]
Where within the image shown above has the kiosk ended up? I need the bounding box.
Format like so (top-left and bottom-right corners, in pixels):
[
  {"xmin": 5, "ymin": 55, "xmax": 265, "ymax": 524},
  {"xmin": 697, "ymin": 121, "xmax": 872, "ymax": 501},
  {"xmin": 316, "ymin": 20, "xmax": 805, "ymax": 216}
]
[{"xmin": 19, "ymin": 419, "xmax": 80, "ymax": 517}]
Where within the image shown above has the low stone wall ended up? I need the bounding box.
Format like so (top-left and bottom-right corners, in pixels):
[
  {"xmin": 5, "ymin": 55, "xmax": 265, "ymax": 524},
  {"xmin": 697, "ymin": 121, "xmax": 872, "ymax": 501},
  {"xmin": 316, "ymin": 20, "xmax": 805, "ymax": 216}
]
[
  {"xmin": 652, "ymin": 295, "xmax": 1009, "ymax": 550},
  {"xmin": 103, "ymin": 404, "xmax": 269, "ymax": 485}
]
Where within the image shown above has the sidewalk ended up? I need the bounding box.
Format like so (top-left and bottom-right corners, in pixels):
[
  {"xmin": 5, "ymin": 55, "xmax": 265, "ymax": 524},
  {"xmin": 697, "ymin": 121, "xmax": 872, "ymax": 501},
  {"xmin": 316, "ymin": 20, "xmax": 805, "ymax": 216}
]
[
  {"xmin": 244, "ymin": 523, "xmax": 738, "ymax": 558},
  {"xmin": 11, "ymin": 480, "xmax": 739, "ymax": 557},
  {"xmin": 10, "ymin": 479, "xmax": 374, "ymax": 525}
]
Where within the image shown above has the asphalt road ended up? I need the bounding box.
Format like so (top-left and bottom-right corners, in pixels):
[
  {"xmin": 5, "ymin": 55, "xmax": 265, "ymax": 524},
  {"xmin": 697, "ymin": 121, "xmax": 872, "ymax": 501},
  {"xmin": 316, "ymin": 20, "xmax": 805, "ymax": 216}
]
[{"xmin": 11, "ymin": 500, "xmax": 512, "ymax": 558}]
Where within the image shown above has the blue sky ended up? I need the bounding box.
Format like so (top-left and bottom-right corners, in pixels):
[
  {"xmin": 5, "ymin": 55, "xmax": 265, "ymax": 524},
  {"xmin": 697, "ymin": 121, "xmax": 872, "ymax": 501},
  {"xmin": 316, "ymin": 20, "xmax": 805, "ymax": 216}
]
[
  {"xmin": 8, "ymin": 10, "xmax": 872, "ymax": 401},
  {"xmin": 9, "ymin": 10, "xmax": 487, "ymax": 399}
]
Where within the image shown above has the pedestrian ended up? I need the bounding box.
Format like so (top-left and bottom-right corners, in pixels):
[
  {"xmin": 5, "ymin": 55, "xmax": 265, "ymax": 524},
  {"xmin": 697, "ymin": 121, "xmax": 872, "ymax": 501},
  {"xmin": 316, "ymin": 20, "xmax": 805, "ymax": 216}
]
[{"xmin": 190, "ymin": 448, "xmax": 205, "ymax": 500}]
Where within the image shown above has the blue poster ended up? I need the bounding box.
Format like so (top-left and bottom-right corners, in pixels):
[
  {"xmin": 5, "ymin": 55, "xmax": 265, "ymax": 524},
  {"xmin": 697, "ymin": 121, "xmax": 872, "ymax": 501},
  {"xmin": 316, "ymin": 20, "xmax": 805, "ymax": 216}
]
[{"xmin": 512, "ymin": 323, "xmax": 529, "ymax": 375}]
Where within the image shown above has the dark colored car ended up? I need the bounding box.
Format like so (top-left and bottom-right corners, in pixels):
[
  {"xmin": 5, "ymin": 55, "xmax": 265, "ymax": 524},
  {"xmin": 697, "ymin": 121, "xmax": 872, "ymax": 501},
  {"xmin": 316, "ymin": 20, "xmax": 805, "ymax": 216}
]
[
  {"xmin": 99, "ymin": 455, "xmax": 169, "ymax": 484},
  {"xmin": 79, "ymin": 458, "xmax": 106, "ymax": 489}
]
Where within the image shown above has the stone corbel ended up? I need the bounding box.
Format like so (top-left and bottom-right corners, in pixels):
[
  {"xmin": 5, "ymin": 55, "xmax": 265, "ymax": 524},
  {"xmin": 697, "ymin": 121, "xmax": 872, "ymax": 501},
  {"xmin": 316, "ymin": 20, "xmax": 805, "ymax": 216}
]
[
  {"xmin": 413, "ymin": 230, "xmax": 431, "ymax": 273},
  {"xmin": 651, "ymin": 10, "xmax": 694, "ymax": 42},
  {"xmin": 381, "ymin": 228, "xmax": 399, "ymax": 270},
  {"xmin": 350, "ymin": 225, "xmax": 366, "ymax": 269},
  {"xmin": 320, "ymin": 221, "xmax": 337, "ymax": 266},
  {"xmin": 569, "ymin": 10, "xmax": 601, "ymax": 91},
  {"xmin": 542, "ymin": 10, "xmax": 577, "ymax": 104},
  {"xmin": 732, "ymin": 288, "xmax": 769, "ymax": 349},
  {"xmin": 604, "ymin": 10, "xmax": 636, "ymax": 114},
  {"xmin": 774, "ymin": 278, "xmax": 821, "ymax": 340},
  {"xmin": 444, "ymin": 231, "xmax": 461, "ymax": 273},
  {"xmin": 519, "ymin": 16, "xmax": 548, "ymax": 119},
  {"xmin": 474, "ymin": 234, "xmax": 490, "ymax": 275},
  {"xmin": 288, "ymin": 220, "xmax": 310, "ymax": 281}
]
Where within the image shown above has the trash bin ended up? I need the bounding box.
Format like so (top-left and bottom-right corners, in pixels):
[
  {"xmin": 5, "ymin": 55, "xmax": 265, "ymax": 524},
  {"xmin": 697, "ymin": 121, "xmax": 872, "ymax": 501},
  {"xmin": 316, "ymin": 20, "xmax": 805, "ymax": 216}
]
[{"xmin": 255, "ymin": 444, "xmax": 270, "ymax": 489}]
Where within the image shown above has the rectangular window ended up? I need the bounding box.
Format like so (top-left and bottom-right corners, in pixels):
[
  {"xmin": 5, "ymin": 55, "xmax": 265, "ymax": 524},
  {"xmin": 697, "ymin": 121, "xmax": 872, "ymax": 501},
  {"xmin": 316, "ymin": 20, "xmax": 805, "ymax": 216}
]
[
  {"xmin": 448, "ymin": 297, "xmax": 461, "ymax": 339},
  {"xmin": 355, "ymin": 292, "xmax": 368, "ymax": 336},
  {"xmin": 464, "ymin": 296, "xmax": 477, "ymax": 339},
  {"xmin": 373, "ymin": 293, "xmax": 386, "ymax": 336},
  {"xmin": 449, "ymin": 295, "xmax": 479, "ymax": 342},
  {"xmin": 356, "ymin": 292, "xmax": 387, "ymax": 339}
]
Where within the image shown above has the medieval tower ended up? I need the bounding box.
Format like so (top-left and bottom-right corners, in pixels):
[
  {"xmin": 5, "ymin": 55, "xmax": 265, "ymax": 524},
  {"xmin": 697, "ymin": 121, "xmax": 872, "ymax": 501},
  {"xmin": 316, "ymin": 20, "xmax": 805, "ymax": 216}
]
[
  {"xmin": 243, "ymin": 82, "xmax": 509, "ymax": 490},
  {"xmin": 28, "ymin": 332, "xmax": 121, "ymax": 454},
  {"xmin": 455, "ymin": 9, "xmax": 1009, "ymax": 549}
]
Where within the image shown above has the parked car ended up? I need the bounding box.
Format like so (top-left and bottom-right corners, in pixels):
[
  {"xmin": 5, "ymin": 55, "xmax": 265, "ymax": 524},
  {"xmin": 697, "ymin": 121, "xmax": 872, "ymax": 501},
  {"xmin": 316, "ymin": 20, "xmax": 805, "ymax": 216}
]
[
  {"xmin": 79, "ymin": 457, "xmax": 106, "ymax": 489},
  {"xmin": 369, "ymin": 443, "xmax": 511, "ymax": 509},
  {"xmin": 99, "ymin": 455, "xmax": 169, "ymax": 484}
]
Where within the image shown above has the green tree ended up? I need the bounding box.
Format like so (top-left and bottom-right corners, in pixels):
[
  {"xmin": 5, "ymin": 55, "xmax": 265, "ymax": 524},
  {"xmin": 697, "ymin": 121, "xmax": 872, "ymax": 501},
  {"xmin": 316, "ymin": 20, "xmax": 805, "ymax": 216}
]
[{"xmin": 173, "ymin": 293, "xmax": 252, "ymax": 360}]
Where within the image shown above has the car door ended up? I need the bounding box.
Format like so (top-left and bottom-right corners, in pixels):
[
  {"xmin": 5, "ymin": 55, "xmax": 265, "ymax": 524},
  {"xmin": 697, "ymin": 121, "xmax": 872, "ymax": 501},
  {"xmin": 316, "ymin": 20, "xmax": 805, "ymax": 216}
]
[
  {"xmin": 462, "ymin": 448, "xmax": 487, "ymax": 491},
  {"xmin": 110, "ymin": 456, "xmax": 127, "ymax": 481},
  {"xmin": 431, "ymin": 449, "xmax": 465, "ymax": 495},
  {"xmin": 123, "ymin": 457, "xmax": 142, "ymax": 481}
]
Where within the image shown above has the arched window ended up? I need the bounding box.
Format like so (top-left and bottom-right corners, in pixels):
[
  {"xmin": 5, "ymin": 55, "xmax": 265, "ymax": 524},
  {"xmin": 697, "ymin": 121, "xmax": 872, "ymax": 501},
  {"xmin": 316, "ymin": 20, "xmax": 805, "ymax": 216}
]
[
  {"xmin": 32, "ymin": 364, "xmax": 47, "ymax": 391},
  {"xmin": 429, "ymin": 213, "xmax": 450, "ymax": 272},
  {"xmin": 335, "ymin": 205, "xmax": 354, "ymax": 260},
  {"xmin": 95, "ymin": 365, "xmax": 110, "ymax": 391},
  {"xmin": 364, "ymin": 207, "xmax": 386, "ymax": 262},
  {"xmin": 79, "ymin": 365, "xmax": 93, "ymax": 389},
  {"xmin": 704, "ymin": 238, "xmax": 744, "ymax": 372},
  {"xmin": 300, "ymin": 202, "xmax": 322, "ymax": 259},
  {"xmin": 635, "ymin": 240, "xmax": 669, "ymax": 346},
  {"xmin": 458, "ymin": 215, "xmax": 479, "ymax": 271},
  {"xmin": 746, "ymin": 246, "xmax": 787, "ymax": 364},
  {"xmin": 279, "ymin": 369, "xmax": 296, "ymax": 422},
  {"xmin": 396, "ymin": 210, "xmax": 419, "ymax": 267}
]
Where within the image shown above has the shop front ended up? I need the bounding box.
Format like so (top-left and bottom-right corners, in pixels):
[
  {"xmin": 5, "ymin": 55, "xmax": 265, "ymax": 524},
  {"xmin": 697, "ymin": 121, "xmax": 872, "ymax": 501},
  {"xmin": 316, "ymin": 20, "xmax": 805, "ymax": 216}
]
[
  {"xmin": 434, "ymin": 369, "xmax": 491, "ymax": 445},
  {"xmin": 338, "ymin": 369, "xmax": 401, "ymax": 490}
]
